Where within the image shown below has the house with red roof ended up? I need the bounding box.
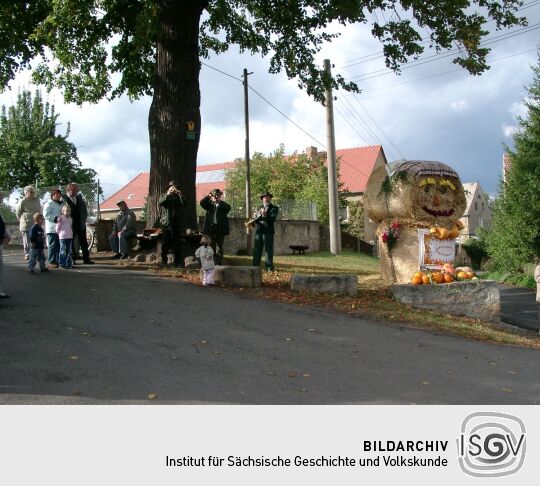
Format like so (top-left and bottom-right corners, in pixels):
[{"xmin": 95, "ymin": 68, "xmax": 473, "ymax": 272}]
[{"xmin": 100, "ymin": 145, "xmax": 387, "ymax": 240}]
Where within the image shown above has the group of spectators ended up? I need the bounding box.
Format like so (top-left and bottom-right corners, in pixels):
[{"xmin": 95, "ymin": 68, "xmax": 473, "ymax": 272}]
[
  {"xmin": 0, "ymin": 180, "xmax": 280, "ymax": 299},
  {"xmin": 0, "ymin": 183, "xmax": 94, "ymax": 302},
  {"xmin": 14, "ymin": 183, "xmax": 94, "ymax": 267}
]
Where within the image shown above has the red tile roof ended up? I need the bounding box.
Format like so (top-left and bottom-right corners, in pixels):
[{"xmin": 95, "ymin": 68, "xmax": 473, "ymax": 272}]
[
  {"xmin": 336, "ymin": 145, "xmax": 385, "ymax": 193},
  {"xmin": 100, "ymin": 172, "xmax": 149, "ymax": 210},
  {"xmin": 100, "ymin": 146, "xmax": 385, "ymax": 210}
]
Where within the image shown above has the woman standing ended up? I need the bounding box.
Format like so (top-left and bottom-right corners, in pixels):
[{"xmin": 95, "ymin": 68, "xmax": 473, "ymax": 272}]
[{"xmin": 15, "ymin": 185, "xmax": 41, "ymax": 260}]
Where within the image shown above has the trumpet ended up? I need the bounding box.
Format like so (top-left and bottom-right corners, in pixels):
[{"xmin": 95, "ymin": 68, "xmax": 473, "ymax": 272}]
[{"xmin": 244, "ymin": 218, "xmax": 258, "ymax": 234}]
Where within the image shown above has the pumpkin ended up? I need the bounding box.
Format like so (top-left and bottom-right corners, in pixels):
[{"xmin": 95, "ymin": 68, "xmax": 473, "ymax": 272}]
[
  {"xmin": 457, "ymin": 271, "xmax": 468, "ymax": 280},
  {"xmin": 413, "ymin": 271, "xmax": 424, "ymax": 279},
  {"xmin": 431, "ymin": 271, "xmax": 444, "ymax": 284},
  {"xmin": 442, "ymin": 263, "xmax": 455, "ymax": 275},
  {"xmin": 421, "ymin": 274, "xmax": 431, "ymax": 285},
  {"xmin": 443, "ymin": 273, "xmax": 454, "ymax": 283},
  {"xmin": 465, "ymin": 271, "xmax": 474, "ymax": 279},
  {"xmin": 410, "ymin": 276, "xmax": 423, "ymax": 285},
  {"xmin": 455, "ymin": 266, "xmax": 473, "ymax": 274}
]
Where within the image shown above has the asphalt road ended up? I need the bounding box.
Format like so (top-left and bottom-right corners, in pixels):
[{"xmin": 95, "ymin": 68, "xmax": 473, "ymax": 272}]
[
  {"xmin": 499, "ymin": 284, "xmax": 540, "ymax": 332},
  {"xmin": 1, "ymin": 248, "xmax": 539, "ymax": 404}
]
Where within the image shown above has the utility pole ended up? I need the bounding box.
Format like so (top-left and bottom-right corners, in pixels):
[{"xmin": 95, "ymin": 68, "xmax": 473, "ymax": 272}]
[
  {"xmin": 243, "ymin": 68, "xmax": 253, "ymax": 256},
  {"xmin": 324, "ymin": 59, "xmax": 341, "ymax": 255}
]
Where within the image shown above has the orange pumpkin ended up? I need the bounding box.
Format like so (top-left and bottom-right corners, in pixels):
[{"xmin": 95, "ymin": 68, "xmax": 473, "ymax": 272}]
[
  {"xmin": 421, "ymin": 274, "xmax": 430, "ymax": 285},
  {"xmin": 465, "ymin": 271, "xmax": 474, "ymax": 279},
  {"xmin": 457, "ymin": 271, "xmax": 468, "ymax": 280},
  {"xmin": 431, "ymin": 271, "xmax": 444, "ymax": 284},
  {"xmin": 443, "ymin": 273, "xmax": 454, "ymax": 283},
  {"xmin": 442, "ymin": 263, "xmax": 455, "ymax": 275},
  {"xmin": 413, "ymin": 271, "xmax": 424, "ymax": 279},
  {"xmin": 410, "ymin": 276, "xmax": 423, "ymax": 285}
]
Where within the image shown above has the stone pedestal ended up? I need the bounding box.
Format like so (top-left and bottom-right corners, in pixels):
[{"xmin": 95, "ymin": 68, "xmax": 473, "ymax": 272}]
[
  {"xmin": 390, "ymin": 280, "xmax": 500, "ymax": 322},
  {"xmin": 214, "ymin": 266, "xmax": 262, "ymax": 287},
  {"xmin": 290, "ymin": 274, "xmax": 358, "ymax": 296}
]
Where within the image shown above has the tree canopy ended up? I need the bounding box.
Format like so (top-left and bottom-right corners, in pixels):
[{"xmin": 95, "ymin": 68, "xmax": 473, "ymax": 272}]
[
  {"xmin": 0, "ymin": 1, "xmax": 527, "ymax": 226},
  {"xmin": 225, "ymin": 145, "xmax": 344, "ymax": 223},
  {"xmin": 0, "ymin": 89, "xmax": 96, "ymax": 191},
  {"xmin": 485, "ymin": 54, "xmax": 540, "ymax": 272}
]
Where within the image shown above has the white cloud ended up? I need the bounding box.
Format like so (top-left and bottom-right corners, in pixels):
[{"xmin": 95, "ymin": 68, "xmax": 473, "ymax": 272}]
[
  {"xmin": 502, "ymin": 124, "xmax": 519, "ymax": 138},
  {"xmin": 450, "ymin": 100, "xmax": 469, "ymax": 113}
]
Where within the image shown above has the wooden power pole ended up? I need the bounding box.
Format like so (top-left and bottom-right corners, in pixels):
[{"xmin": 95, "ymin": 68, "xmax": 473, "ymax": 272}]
[{"xmin": 324, "ymin": 59, "xmax": 341, "ymax": 255}]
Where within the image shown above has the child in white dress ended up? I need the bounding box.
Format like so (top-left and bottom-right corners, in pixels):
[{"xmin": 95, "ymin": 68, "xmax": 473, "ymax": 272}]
[{"xmin": 195, "ymin": 235, "xmax": 216, "ymax": 286}]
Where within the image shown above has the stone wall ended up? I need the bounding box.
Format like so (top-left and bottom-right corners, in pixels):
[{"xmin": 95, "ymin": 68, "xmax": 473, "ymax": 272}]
[
  {"xmin": 5, "ymin": 222, "xmax": 22, "ymax": 245},
  {"xmin": 216, "ymin": 218, "xmax": 321, "ymax": 256},
  {"xmin": 94, "ymin": 217, "xmax": 321, "ymax": 256},
  {"xmin": 319, "ymin": 225, "xmax": 374, "ymax": 255}
]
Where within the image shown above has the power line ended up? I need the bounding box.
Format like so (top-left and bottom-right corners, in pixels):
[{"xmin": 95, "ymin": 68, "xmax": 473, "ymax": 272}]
[
  {"xmin": 351, "ymin": 97, "xmax": 405, "ymax": 159},
  {"xmin": 247, "ymin": 85, "xmax": 325, "ymax": 147},
  {"xmin": 354, "ymin": 47, "xmax": 538, "ymax": 94},
  {"xmin": 339, "ymin": 1, "xmax": 540, "ymax": 67},
  {"xmin": 339, "ymin": 96, "xmax": 386, "ymax": 149},
  {"xmin": 200, "ymin": 62, "xmax": 242, "ymax": 82},
  {"xmin": 346, "ymin": 23, "xmax": 540, "ymax": 82},
  {"xmin": 201, "ymin": 62, "xmax": 325, "ymax": 147},
  {"xmin": 335, "ymin": 97, "xmax": 401, "ymax": 162}
]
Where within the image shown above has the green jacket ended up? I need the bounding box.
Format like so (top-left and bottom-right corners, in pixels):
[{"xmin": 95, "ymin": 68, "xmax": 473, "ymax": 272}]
[{"xmin": 254, "ymin": 203, "xmax": 279, "ymax": 234}]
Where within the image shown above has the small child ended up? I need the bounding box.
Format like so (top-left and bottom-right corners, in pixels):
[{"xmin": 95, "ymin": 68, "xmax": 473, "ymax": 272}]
[
  {"xmin": 28, "ymin": 213, "xmax": 48, "ymax": 273},
  {"xmin": 56, "ymin": 205, "xmax": 74, "ymax": 269},
  {"xmin": 195, "ymin": 235, "xmax": 216, "ymax": 286}
]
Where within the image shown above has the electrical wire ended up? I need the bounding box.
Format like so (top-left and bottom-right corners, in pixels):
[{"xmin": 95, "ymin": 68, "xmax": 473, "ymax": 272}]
[
  {"xmin": 201, "ymin": 61, "xmax": 325, "ymax": 147},
  {"xmin": 346, "ymin": 23, "xmax": 540, "ymax": 81},
  {"xmin": 340, "ymin": 1, "xmax": 540, "ymax": 67}
]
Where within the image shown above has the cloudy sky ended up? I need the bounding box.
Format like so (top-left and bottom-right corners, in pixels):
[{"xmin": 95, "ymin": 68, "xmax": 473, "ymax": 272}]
[{"xmin": 1, "ymin": 4, "xmax": 539, "ymax": 196}]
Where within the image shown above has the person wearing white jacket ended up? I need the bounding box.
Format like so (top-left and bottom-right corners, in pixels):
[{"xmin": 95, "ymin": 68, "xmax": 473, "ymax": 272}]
[
  {"xmin": 15, "ymin": 185, "xmax": 41, "ymax": 260},
  {"xmin": 43, "ymin": 189, "xmax": 64, "ymax": 267}
]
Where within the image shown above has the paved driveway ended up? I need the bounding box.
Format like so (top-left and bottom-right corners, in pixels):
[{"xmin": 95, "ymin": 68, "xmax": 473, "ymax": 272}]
[{"xmin": 1, "ymin": 248, "xmax": 539, "ymax": 404}]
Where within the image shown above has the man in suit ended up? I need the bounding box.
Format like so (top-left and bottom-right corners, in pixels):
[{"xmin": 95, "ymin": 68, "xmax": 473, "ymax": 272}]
[
  {"xmin": 158, "ymin": 181, "xmax": 186, "ymax": 267},
  {"xmin": 252, "ymin": 191, "xmax": 279, "ymax": 272},
  {"xmin": 200, "ymin": 188, "xmax": 231, "ymax": 265},
  {"xmin": 62, "ymin": 182, "xmax": 94, "ymax": 264}
]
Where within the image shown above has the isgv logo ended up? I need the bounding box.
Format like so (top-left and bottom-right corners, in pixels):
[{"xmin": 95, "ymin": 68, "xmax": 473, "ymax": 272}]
[{"xmin": 457, "ymin": 412, "xmax": 526, "ymax": 477}]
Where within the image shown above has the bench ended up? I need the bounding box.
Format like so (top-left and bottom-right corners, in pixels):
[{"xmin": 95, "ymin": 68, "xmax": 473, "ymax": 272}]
[{"xmin": 289, "ymin": 245, "xmax": 309, "ymax": 255}]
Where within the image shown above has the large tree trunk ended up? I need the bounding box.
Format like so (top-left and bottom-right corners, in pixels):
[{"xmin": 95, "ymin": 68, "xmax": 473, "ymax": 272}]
[{"xmin": 147, "ymin": 0, "xmax": 206, "ymax": 228}]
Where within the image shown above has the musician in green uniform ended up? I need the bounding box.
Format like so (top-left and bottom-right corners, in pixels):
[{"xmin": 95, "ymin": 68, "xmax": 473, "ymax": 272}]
[{"xmin": 252, "ymin": 191, "xmax": 279, "ymax": 272}]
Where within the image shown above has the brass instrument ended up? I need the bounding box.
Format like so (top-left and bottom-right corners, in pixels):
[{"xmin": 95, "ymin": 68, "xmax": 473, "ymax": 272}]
[
  {"xmin": 244, "ymin": 218, "xmax": 258, "ymax": 234},
  {"xmin": 244, "ymin": 209, "xmax": 264, "ymax": 234}
]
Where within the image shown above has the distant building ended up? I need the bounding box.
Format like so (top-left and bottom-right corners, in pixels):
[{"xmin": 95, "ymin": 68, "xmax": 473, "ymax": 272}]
[{"xmin": 459, "ymin": 182, "xmax": 492, "ymax": 241}]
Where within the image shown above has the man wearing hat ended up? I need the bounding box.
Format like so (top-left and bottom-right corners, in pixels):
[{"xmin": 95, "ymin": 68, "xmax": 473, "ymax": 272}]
[
  {"xmin": 109, "ymin": 200, "xmax": 137, "ymax": 259},
  {"xmin": 62, "ymin": 182, "xmax": 94, "ymax": 264},
  {"xmin": 200, "ymin": 188, "xmax": 231, "ymax": 265},
  {"xmin": 252, "ymin": 191, "xmax": 279, "ymax": 271},
  {"xmin": 158, "ymin": 181, "xmax": 186, "ymax": 266}
]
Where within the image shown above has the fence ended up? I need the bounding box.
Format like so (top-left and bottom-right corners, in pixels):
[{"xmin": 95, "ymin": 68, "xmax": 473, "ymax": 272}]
[
  {"xmin": 212, "ymin": 195, "xmax": 318, "ymax": 221},
  {"xmin": 35, "ymin": 181, "xmax": 100, "ymax": 223}
]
